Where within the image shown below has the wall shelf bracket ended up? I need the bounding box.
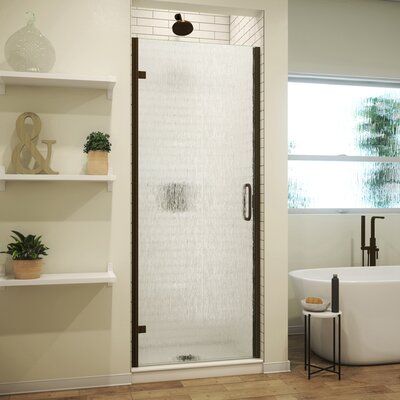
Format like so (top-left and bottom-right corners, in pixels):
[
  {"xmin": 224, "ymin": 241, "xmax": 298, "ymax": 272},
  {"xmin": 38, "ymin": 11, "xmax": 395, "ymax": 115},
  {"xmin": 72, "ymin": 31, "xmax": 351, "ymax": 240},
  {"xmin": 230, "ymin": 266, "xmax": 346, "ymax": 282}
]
[
  {"xmin": 107, "ymin": 262, "xmax": 114, "ymax": 286},
  {"xmin": 107, "ymin": 168, "xmax": 114, "ymax": 192},
  {"xmin": 0, "ymin": 165, "xmax": 5, "ymax": 191},
  {"xmin": 107, "ymin": 87, "xmax": 113, "ymax": 100}
]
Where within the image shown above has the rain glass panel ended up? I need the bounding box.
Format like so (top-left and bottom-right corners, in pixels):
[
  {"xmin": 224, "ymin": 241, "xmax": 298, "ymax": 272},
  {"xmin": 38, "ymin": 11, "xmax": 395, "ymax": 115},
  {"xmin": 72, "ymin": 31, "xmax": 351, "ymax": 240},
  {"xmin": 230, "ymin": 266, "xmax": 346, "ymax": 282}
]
[
  {"xmin": 289, "ymin": 81, "xmax": 400, "ymax": 156},
  {"xmin": 289, "ymin": 161, "xmax": 400, "ymax": 209},
  {"xmin": 138, "ymin": 39, "xmax": 254, "ymax": 366}
]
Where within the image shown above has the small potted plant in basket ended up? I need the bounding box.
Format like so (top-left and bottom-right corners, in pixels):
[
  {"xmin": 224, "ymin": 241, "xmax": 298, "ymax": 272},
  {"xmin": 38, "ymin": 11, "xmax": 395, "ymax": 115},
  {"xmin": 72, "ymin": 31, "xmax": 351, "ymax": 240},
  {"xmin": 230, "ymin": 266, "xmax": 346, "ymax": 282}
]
[
  {"xmin": 1, "ymin": 231, "xmax": 49, "ymax": 279},
  {"xmin": 84, "ymin": 131, "xmax": 111, "ymax": 175}
]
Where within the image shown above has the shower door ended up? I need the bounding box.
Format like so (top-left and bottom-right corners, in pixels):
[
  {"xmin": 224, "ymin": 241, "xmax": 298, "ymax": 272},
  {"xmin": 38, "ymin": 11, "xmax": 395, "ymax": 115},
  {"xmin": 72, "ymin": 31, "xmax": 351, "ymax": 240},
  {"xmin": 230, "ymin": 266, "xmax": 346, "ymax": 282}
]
[{"xmin": 132, "ymin": 38, "xmax": 260, "ymax": 367}]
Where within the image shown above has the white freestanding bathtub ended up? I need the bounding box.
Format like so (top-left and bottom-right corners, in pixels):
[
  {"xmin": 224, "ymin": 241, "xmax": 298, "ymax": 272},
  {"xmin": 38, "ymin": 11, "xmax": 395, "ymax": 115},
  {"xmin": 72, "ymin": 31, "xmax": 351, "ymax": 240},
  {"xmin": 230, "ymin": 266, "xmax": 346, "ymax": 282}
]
[{"xmin": 290, "ymin": 266, "xmax": 400, "ymax": 365}]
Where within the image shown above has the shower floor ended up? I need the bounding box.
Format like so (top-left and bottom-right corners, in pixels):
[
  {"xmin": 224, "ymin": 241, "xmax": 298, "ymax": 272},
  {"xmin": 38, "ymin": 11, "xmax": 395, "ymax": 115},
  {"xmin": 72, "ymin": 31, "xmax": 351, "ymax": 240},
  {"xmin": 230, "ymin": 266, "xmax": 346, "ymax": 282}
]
[{"xmin": 139, "ymin": 342, "xmax": 251, "ymax": 366}]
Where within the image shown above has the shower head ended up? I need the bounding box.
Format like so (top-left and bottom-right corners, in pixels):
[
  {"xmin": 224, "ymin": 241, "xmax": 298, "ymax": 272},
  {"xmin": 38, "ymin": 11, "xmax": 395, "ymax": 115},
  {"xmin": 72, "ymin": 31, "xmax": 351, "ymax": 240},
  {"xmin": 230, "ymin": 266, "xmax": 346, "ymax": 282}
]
[{"xmin": 172, "ymin": 13, "xmax": 193, "ymax": 36}]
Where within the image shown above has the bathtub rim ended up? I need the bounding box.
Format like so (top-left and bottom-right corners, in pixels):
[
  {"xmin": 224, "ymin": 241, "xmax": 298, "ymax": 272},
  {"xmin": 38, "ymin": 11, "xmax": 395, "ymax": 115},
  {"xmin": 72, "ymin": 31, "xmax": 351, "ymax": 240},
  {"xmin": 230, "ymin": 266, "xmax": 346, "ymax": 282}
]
[{"xmin": 289, "ymin": 266, "xmax": 400, "ymax": 284}]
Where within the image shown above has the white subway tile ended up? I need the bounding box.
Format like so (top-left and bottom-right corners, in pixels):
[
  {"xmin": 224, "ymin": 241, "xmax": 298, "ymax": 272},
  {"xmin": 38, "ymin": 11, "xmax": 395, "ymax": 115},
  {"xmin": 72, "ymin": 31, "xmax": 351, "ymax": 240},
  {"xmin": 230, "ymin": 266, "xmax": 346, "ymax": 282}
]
[
  {"xmin": 215, "ymin": 16, "xmax": 230, "ymax": 25},
  {"xmin": 229, "ymin": 20, "xmax": 242, "ymax": 38},
  {"xmin": 184, "ymin": 13, "xmax": 214, "ymax": 23},
  {"xmin": 215, "ymin": 31, "xmax": 229, "ymax": 40},
  {"xmin": 132, "ymin": 25, "xmax": 153, "ymax": 34},
  {"xmin": 134, "ymin": 34, "xmax": 169, "ymax": 41},
  {"xmin": 171, "ymin": 10, "xmax": 198, "ymax": 15},
  {"xmin": 132, "ymin": 9, "xmax": 153, "ymax": 18},
  {"xmin": 230, "ymin": 16, "xmax": 255, "ymax": 44},
  {"xmin": 137, "ymin": 18, "xmax": 168, "ymax": 27},
  {"xmin": 153, "ymin": 27, "xmax": 173, "ymax": 36},
  {"xmin": 200, "ymin": 23, "xmax": 229, "ymax": 32},
  {"xmin": 193, "ymin": 30, "xmax": 215, "ymax": 39},
  {"xmin": 199, "ymin": 39, "xmax": 229, "ymax": 44},
  {"xmin": 168, "ymin": 36, "xmax": 200, "ymax": 42},
  {"xmin": 230, "ymin": 15, "xmax": 239, "ymax": 24},
  {"xmin": 244, "ymin": 26, "xmax": 263, "ymax": 46},
  {"xmin": 240, "ymin": 16, "xmax": 253, "ymax": 29},
  {"xmin": 153, "ymin": 10, "xmax": 171, "ymax": 20}
]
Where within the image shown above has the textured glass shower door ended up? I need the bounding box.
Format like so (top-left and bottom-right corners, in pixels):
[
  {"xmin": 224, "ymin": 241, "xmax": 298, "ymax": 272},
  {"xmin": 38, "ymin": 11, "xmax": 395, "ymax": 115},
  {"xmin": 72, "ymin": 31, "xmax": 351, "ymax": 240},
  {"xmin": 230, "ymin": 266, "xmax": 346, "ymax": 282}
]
[{"xmin": 137, "ymin": 39, "xmax": 257, "ymax": 366}]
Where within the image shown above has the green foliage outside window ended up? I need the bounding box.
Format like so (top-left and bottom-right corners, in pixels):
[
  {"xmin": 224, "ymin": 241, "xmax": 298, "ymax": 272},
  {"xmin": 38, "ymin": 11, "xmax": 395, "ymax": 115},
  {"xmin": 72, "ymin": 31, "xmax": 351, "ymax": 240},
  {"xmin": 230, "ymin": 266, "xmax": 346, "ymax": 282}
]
[{"xmin": 357, "ymin": 97, "xmax": 400, "ymax": 207}]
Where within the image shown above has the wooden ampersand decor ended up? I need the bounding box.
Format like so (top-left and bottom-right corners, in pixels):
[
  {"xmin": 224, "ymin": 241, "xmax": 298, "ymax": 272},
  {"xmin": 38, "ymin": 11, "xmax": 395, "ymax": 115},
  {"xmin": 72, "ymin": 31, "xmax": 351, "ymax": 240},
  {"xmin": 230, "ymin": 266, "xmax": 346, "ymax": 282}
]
[{"xmin": 11, "ymin": 112, "xmax": 58, "ymax": 174}]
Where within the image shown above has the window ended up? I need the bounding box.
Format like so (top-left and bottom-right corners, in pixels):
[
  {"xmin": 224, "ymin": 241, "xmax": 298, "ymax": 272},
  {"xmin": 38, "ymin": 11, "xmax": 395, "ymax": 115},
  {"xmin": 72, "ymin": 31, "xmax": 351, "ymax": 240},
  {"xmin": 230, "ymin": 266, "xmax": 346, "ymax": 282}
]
[{"xmin": 288, "ymin": 76, "xmax": 400, "ymax": 213}]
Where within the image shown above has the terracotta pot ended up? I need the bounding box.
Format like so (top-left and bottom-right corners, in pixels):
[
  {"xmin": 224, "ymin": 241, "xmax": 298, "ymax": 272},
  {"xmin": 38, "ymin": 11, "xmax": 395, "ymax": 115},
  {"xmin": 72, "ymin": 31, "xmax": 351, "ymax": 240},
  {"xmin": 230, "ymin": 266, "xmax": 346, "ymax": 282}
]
[
  {"xmin": 87, "ymin": 151, "xmax": 109, "ymax": 175},
  {"xmin": 12, "ymin": 259, "xmax": 43, "ymax": 279}
]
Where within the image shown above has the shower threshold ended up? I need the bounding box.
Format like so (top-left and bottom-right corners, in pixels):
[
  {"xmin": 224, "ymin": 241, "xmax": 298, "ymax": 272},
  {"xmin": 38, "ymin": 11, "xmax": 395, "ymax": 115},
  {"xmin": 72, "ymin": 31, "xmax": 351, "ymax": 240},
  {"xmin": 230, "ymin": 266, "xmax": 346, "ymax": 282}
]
[{"xmin": 131, "ymin": 358, "xmax": 263, "ymax": 383}]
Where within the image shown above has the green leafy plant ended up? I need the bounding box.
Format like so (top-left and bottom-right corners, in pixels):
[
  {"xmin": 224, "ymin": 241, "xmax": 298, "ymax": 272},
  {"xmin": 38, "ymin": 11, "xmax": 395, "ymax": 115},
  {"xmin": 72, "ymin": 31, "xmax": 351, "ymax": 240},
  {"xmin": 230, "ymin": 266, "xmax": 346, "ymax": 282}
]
[
  {"xmin": 1, "ymin": 231, "xmax": 49, "ymax": 260},
  {"xmin": 83, "ymin": 131, "xmax": 111, "ymax": 153}
]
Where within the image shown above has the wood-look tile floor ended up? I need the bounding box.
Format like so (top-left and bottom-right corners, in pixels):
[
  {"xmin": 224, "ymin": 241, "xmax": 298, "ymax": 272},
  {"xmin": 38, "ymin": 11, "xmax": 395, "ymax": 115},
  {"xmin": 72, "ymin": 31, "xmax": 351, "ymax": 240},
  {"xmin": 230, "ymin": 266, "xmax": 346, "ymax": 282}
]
[{"xmin": 4, "ymin": 335, "xmax": 400, "ymax": 400}]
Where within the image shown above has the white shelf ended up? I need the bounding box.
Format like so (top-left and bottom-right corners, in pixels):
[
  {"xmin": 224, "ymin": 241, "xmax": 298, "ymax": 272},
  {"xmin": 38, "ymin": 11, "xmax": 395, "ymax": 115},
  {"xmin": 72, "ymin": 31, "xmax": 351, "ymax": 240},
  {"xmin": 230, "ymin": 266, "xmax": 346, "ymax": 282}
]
[
  {"xmin": 0, "ymin": 70, "xmax": 116, "ymax": 100},
  {"xmin": 0, "ymin": 263, "xmax": 116, "ymax": 288},
  {"xmin": 0, "ymin": 167, "xmax": 116, "ymax": 192}
]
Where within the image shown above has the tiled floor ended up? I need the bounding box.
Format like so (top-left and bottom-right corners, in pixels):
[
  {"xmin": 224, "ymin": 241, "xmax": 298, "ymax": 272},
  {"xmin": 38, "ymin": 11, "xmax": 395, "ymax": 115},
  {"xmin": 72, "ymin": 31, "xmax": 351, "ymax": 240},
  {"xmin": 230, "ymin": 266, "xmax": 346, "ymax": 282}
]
[{"xmin": 4, "ymin": 335, "xmax": 400, "ymax": 400}]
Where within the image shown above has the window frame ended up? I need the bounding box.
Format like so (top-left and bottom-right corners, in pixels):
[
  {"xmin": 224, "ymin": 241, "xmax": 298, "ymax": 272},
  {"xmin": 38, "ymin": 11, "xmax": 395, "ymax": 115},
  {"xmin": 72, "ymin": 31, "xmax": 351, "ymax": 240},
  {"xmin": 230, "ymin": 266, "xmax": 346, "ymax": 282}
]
[{"xmin": 288, "ymin": 73, "xmax": 400, "ymax": 214}]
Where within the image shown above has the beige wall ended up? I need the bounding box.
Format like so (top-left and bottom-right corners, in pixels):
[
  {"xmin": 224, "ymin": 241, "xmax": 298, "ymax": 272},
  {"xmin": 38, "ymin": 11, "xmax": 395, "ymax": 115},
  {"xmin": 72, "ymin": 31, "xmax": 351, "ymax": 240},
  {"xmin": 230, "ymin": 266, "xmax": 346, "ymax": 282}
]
[
  {"xmin": 0, "ymin": 0, "xmax": 288, "ymax": 385},
  {"xmin": 288, "ymin": 0, "xmax": 400, "ymax": 327},
  {"xmin": 0, "ymin": 0, "xmax": 131, "ymax": 383},
  {"xmin": 289, "ymin": 0, "xmax": 400, "ymax": 78}
]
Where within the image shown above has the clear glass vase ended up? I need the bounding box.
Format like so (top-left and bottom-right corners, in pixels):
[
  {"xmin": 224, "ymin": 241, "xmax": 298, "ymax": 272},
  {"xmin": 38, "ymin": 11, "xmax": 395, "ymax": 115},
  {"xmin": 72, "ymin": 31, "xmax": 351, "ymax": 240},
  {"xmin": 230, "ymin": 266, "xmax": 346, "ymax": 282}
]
[{"xmin": 4, "ymin": 12, "xmax": 56, "ymax": 73}]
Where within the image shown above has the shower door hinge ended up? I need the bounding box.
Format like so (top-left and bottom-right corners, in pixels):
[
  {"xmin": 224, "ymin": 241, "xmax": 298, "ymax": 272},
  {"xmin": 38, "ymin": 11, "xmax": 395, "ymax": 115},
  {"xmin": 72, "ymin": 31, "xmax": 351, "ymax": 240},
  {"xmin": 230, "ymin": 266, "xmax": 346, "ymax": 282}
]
[
  {"xmin": 138, "ymin": 71, "xmax": 146, "ymax": 79},
  {"xmin": 138, "ymin": 325, "xmax": 147, "ymax": 333}
]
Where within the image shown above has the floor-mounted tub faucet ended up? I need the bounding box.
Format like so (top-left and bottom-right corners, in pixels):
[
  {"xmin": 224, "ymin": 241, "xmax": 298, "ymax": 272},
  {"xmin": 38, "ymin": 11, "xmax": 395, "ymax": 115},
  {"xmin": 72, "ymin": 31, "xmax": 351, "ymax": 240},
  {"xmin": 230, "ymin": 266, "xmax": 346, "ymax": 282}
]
[{"xmin": 361, "ymin": 215, "xmax": 385, "ymax": 266}]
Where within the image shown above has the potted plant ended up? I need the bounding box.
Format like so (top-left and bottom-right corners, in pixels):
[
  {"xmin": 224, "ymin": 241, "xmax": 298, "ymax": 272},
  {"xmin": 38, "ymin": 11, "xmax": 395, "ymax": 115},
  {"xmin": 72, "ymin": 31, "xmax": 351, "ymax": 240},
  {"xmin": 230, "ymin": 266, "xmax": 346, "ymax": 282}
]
[
  {"xmin": 84, "ymin": 131, "xmax": 111, "ymax": 175},
  {"xmin": 1, "ymin": 231, "xmax": 49, "ymax": 279}
]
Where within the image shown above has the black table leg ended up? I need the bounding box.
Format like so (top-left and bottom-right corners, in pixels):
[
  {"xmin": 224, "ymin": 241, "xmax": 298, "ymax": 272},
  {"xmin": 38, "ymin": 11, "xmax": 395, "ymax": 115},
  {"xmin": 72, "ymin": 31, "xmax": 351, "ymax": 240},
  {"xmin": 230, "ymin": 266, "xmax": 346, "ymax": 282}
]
[
  {"xmin": 333, "ymin": 316, "xmax": 336, "ymax": 372},
  {"xmin": 308, "ymin": 314, "xmax": 311, "ymax": 380},
  {"xmin": 338, "ymin": 314, "xmax": 341, "ymax": 380},
  {"xmin": 304, "ymin": 313, "xmax": 342, "ymax": 380},
  {"xmin": 304, "ymin": 314, "xmax": 307, "ymax": 371}
]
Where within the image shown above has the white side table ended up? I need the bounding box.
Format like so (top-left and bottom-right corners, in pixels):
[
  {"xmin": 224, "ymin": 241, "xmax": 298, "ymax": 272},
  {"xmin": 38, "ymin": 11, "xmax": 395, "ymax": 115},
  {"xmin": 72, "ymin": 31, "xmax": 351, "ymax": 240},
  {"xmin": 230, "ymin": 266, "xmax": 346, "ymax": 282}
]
[{"xmin": 303, "ymin": 309, "xmax": 342, "ymax": 380}]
